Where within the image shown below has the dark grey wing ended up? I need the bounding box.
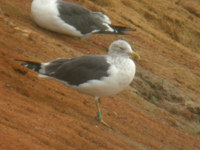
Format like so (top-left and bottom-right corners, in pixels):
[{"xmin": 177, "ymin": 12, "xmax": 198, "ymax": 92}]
[
  {"xmin": 57, "ymin": 1, "xmax": 108, "ymax": 34},
  {"xmin": 44, "ymin": 55, "xmax": 110, "ymax": 86},
  {"xmin": 44, "ymin": 58, "xmax": 68, "ymax": 74}
]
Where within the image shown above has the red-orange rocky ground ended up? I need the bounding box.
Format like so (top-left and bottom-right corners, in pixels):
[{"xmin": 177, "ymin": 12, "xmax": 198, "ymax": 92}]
[{"xmin": 0, "ymin": 0, "xmax": 200, "ymax": 149}]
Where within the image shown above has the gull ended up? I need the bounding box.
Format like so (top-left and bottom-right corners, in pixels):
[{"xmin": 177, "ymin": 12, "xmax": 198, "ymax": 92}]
[
  {"xmin": 17, "ymin": 40, "xmax": 140, "ymax": 126},
  {"xmin": 31, "ymin": 0, "xmax": 135, "ymax": 38}
]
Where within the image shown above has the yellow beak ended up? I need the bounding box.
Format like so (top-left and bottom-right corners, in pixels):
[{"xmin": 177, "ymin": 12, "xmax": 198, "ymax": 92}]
[{"xmin": 129, "ymin": 51, "xmax": 140, "ymax": 60}]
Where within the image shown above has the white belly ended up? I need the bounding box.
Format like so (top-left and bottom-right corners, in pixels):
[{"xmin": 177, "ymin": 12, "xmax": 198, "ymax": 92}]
[
  {"xmin": 31, "ymin": 0, "xmax": 82, "ymax": 37},
  {"xmin": 76, "ymin": 57, "xmax": 136, "ymax": 97}
]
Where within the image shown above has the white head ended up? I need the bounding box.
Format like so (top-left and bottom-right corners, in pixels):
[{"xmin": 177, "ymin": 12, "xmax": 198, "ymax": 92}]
[{"xmin": 108, "ymin": 40, "xmax": 140, "ymax": 59}]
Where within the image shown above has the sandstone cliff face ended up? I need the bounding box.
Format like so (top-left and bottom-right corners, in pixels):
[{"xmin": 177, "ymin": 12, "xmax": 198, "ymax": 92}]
[{"xmin": 0, "ymin": 0, "xmax": 200, "ymax": 149}]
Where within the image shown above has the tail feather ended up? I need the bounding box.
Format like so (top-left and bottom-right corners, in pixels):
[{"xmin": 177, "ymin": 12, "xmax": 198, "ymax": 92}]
[
  {"xmin": 97, "ymin": 25, "xmax": 136, "ymax": 35},
  {"xmin": 16, "ymin": 59, "xmax": 41, "ymax": 72}
]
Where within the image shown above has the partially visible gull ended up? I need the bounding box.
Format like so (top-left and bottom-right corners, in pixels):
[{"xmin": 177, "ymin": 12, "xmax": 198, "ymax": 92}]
[
  {"xmin": 31, "ymin": 0, "xmax": 135, "ymax": 38},
  {"xmin": 17, "ymin": 40, "xmax": 140, "ymax": 126}
]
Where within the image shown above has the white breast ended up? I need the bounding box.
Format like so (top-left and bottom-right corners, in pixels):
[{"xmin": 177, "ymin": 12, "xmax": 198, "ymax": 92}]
[
  {"xmin": 31, "ymin": 0, "xmax": 82, "ymax": 36},
  {"xmin": 76, "ymin": 56, "xmax": 136, "ymax": 97}
]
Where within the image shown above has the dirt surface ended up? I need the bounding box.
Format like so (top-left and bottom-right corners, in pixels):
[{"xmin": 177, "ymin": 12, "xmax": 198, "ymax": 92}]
[{"xmin": 0, "ymin": 0, "xmax": 200, "ymax": 149}]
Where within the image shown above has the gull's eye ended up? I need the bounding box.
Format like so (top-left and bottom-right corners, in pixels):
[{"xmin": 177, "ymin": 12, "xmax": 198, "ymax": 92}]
[{"xmin": 118, "ymin": 46, "xmax": 124, "ymax": 50}]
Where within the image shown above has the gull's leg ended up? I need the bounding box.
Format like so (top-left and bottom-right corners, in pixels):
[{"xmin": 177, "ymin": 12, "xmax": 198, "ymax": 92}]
[
  {"xmin": 95, "ymin": 97, "xmax": 110, "ymax": 127},
  {"xmin": 95, "ymin": 97, "xmax": 102, "ymax": 121}
]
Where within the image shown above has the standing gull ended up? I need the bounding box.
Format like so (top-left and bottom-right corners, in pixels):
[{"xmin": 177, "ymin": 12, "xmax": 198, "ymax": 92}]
[
  {"xmin": 17, "ymin": 40, "xmax": 139, "ymax": 126},
  {"xmin": 31, "ymin": 0, "xmax": 135, "ymax": 38}
]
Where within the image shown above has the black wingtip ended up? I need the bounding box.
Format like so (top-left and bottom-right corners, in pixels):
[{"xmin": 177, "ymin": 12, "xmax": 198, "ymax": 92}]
[
  {"xmin": 110, "ymin": 25, "xmax": 136, "ymax": 34},
  {"xmin": 96, "ymin": 25, "xmax": 136, "ymax": 35},
  {"xmin": 111, "ymin": 25, "xmax": 136, "ymax": 31},
  {"xmin": 16, "ymin": 59, "xmax": 41, "ymax": 72}
]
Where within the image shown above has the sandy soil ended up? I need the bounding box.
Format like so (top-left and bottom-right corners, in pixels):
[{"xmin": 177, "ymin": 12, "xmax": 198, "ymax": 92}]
[{"xmin": 0, "ymin": 0, "xmax": 200, "ymax": 149}]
